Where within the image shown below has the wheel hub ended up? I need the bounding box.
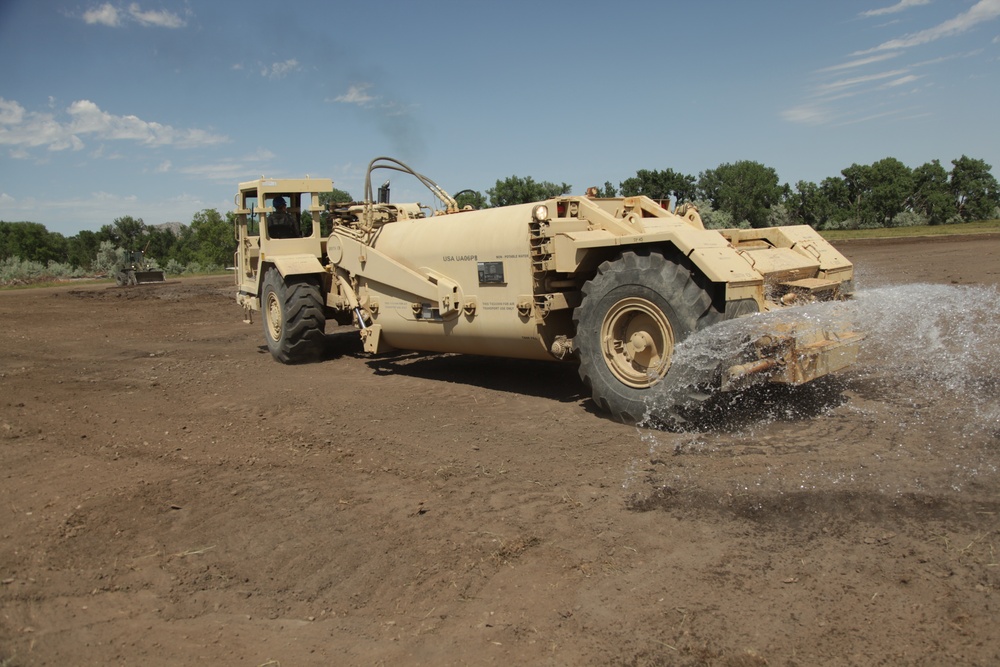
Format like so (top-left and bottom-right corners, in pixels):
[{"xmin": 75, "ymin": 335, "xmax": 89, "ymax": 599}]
[
  {"xmin": 265, "ymin": 291, "xmax": 282, "ymax": 341},
  {"xmin": 600, "ymin": 297, "xmax": 674, "ymax": 388}
]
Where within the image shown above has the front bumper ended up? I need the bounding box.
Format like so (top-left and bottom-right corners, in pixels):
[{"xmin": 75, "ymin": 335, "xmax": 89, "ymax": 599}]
[{"xmin": 721, "ymin": 323, "xmax": 865, "ymax": 391}]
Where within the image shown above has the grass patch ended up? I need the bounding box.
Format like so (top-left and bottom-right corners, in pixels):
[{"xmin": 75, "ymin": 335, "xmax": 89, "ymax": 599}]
[{"xmin": 821, "ymin": 219, "xmax": 1000, "ymax": 241}]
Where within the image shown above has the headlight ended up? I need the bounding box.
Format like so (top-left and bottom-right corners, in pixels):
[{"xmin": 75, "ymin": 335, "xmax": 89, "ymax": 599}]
[{"xmin": 532, "ymin": 204, "xmax": 549, "ymax": 222}]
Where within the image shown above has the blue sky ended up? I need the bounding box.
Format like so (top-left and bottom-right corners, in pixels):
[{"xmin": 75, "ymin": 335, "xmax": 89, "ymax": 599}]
[{"xmin": 1, "ymin": 0, "xmax": 998, "ymax": 236}]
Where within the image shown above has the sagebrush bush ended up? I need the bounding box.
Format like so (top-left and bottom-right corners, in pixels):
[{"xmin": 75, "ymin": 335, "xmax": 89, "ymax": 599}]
[
  {"xmin": 891, "ymin": 211, "xmax": 929, "ymax": 228},
  {"xmin": 0, "ymin": 257, "xmax": 86, "ymax": 285},
  {"xmin": 822, "ymin": 217, "xmax": 858, "ymax": 231},
  {"xmin": 92, "ymin": 241, "xmax": 123, "ymax": 275},
  {"xmin": 164, "ymin": 259, "xmax": 185, "ymax": 275},
  {"xmin": 689, "ymin": 199, "xmax": 741, "ymax": 230},
  {"xmin": 767, "ymin": 203, "xmax": 793, "ymax": 228}
]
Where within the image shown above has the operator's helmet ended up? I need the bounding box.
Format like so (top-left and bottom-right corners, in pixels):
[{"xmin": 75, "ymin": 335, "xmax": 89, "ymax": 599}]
[{"xmin": 273, "ymin": 196, "xmax": 286, "ymax": 208}]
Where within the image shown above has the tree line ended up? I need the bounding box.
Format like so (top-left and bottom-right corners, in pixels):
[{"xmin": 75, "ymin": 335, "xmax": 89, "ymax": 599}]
[
  {"xmin": 0, "ymin": 209, "xmax": 236, "ymax": 283},
  {"xmin": 2, "ymin": 155, "xmax": 997, "ymax": 283},
  {"xmin": 461, "ymin": 154, "xmax": 999, "ymax": 231}
]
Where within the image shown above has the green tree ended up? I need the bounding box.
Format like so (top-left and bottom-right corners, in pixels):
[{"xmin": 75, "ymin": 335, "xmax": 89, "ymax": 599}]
[
  {"xmin": 619, "ymin": 168, "xmax": 696, "ymax": 203},
  {"xmin": 66, "ymin": 229, "xmax": 102, "ymax": 269},
  {"xmin": 910, "ymin": 160, "xmax": 952, "ymax": 225},
  {"xmin": 317, "ymin": 188, "xmax": 355, "ymax": 234},
  {"xmin": 594, "ymin": 181, "xmax": 618, "ymax": 198},
  {"xmin": 144, "ymin": 226, "xmax": 179, "ymax": 262},
  {"xmin": 189, "ymin": 209, "xmax": 235, "ymax": 268},
  {"xmin": 818, "ymin": 176, "xmax": 851, "ymax": 228},
  {"xmin": 840, "ymin": 163, "xmax": 872, "ymax": 225},
  {"xmin": 454, "ymin": 190, "xmax": 488, "ymax": 210},
  {"xmin": 697, "ymin": 161, "xmax": 785, "ymax": 228},
  {"xmin": 787, "ymin": 180, "xmax": 835, "ymax": 229},
  {"xmin": 950, "ymin": 155, "xmax": 1000, "ymax": 222},
  {"xmin": 869, "ymin": 157, "xmax": 913, "ymax": 227},
  {"xmin": 100, "ymin": 215, "xmax": 148, "ymax": 250},
  {"xmin": 319, "ymin": 188, "xmax": 354, "ymax": 207},
  {"xmin": 170, "ymin": 225, "xmax": 196, "ymax": 265},
  {"xmin": 842, "ymin": 158, "xmax": 914, "ymax": 227},
  {"xmin": 0, "ymin": 221, "xmax": 67, "ymax": 264},
  {"xmin": 486, "ymin": 175, "xmax": 571, "ymax": 207}
]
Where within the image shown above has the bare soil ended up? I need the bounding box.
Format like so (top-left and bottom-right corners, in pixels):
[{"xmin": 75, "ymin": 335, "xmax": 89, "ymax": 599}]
[{"xmin": 1, "ymin": 235, "xmax": 999, "ymax": 666}]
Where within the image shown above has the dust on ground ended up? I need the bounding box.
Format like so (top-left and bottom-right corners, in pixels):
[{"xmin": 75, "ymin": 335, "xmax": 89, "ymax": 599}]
[{"xmin": 1, "ymin": 235, "xmax": 999, "ymax": 666}]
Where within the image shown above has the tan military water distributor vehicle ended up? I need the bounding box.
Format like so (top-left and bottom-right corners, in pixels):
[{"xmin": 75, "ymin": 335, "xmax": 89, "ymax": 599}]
[{"xmin": 234, "ymin": 157, "xmax": 862, "ymax": 423}]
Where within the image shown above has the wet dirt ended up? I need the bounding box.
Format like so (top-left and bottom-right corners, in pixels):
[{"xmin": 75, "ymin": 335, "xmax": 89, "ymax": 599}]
[{"xmin": 1, "ymin": 235, "xmax": 999, "ymax": 666}]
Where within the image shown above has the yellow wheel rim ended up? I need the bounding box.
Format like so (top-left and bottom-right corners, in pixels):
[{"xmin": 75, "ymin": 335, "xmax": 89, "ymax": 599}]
[{"xmin": 600, "ymin": 297, "xmax": 674, "ymax": 388}]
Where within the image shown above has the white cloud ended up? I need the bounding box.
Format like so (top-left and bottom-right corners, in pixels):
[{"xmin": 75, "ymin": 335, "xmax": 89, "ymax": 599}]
[
  {"xmin": 0, "ymin": 98, "xmax": 25, "ymax": 125},
  {"xmin": 334, "ymin": 84, "xmax": 376, "ymax": 106},
  {"xmin": 155, "ymin": 160, "xmax": 172, "ymax": 173},
  {"xmin": 833, "ymin": 108, "xmax": 911, "ymax": 126},
  {"xmin": 859, "ymin": 0, "xmax": 1000, "ymax": 53},
  {"xmin": 884, "ymin": 74, "xmax": 922, "ymax": 87},
  {"xmin": 128, "ymin": 3, "xmax": 185, "ymax": 28},
  {"xmin": 861, "ymin": 0, "xmax": 931, "ymax": 18},
  {"xmin": 785, "ymin": 64, "xmax": 930, "ymax": 126},
  {"xmin": 0, "ymin": 98, "xmax": 78, "ymax": 152},
  {"xmin": 780, "ymin": 105, "xmax": 836, "ymax": 126},
  {"xmin": 261, "ymin": 59, "xmax": 300, "ymax": 79},
  {"xmin": 83, "ymin": 3, "xmax": 120, "ymax": 26},
  {"xmin": 66, "ymin": 100, "xmax": 227, "ymax": 148},
  {"xmin": 80, "ymin": 2, "xmax": 185, "ymax": 28},
  {"xmin": 911, "ymin": 50, "xmax": 981, "ymax": 67},
  {"xmin": 178, "ymin": 149, "xmax": 277, "ymax": 182},
  {"xmin": 0, "ymin": 97, "xmax": 228, "ymax": 155},
  {"xmin": 818, "ymin": 52, "xmax": 900, "ymax": 73},
  {"xmin": 816, "ymin": 68, "xmax": 912, "ymax": 94}
]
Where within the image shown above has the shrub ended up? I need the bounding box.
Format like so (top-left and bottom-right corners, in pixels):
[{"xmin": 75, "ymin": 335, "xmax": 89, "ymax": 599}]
[
  {"xmin": 93, "ymin": 241, "xmax": 123, "ymax": 276},
  {"xmin": 766, "ymin": 203, "xmax": 793, "ymax": 228},
  {"xmin": 0, "ymin": 257, "xmax": 86, "ymax": 285},
  {"xmin": 822, "ymin": 217, "xmax": 858, "ymax": 231},
  {"xmin": 164, "ymin": 259, "xmax": 186, "ymax": 275},
  {"xmin": 690, "ymin": 199, "xmax": 740, "ymax": 229},
  {"xmin": 890, "ymin": 211, "xmax": 929, "ymax": 228}
]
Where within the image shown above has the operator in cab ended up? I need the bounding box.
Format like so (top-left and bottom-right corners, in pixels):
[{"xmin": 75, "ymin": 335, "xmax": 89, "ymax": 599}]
[{"xmin": 268, "ymin": 196, "xmax": 299, "ymax": 238}]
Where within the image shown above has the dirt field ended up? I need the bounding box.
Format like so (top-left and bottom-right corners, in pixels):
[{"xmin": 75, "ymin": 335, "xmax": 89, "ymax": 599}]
[{"xmin": 1, "ymin": 235, "xmax": 999, "ymax": 666}]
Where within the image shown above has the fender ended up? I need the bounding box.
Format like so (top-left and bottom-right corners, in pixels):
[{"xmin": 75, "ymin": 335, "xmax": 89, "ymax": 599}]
[{"xmin": 268, "ymin": 253, "xmax": 326, "ymax": 277}]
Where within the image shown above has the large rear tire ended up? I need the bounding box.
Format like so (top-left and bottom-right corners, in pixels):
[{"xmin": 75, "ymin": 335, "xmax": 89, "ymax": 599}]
[
  {"xmin": 574, "ymin": 250, "xmax": 720, "ymax": 424},
  {"xmin": 261, "ymin": 267, "xmax": 326, "ymax": 364}
]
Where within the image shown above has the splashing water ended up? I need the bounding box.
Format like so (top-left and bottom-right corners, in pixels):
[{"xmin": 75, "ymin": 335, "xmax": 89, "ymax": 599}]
[
  {"xmin": 628, "ymin": 284, "xmax": 1000, "ymax": 496},
  {"xmin": 639, "ymin": 294, "xmax": 866, "ymax": 430}
]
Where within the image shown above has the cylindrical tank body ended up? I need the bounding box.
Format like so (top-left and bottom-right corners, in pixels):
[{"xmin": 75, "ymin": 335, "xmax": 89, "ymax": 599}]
[{"xmin": 364, "ymin": 203, "xmax": 557, "ymax": 361}]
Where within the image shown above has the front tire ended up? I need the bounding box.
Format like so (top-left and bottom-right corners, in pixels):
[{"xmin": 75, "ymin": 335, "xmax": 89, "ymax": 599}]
[
  {"xmin": 574, "ymin": 250, "xmax": 720, "ymax": 424},
  {"xmin": 261, "ymin": 267, "xmax": 326, "ymax": 364}
]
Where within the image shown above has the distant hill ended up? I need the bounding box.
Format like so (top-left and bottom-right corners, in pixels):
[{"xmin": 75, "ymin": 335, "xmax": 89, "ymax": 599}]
[{"xmin": 153, "ymin": 221, "xmax": 186, "ymax": 235}]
